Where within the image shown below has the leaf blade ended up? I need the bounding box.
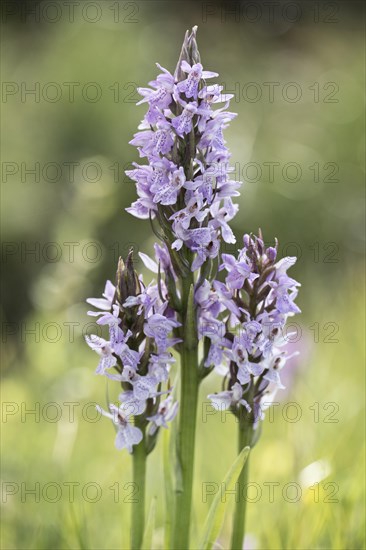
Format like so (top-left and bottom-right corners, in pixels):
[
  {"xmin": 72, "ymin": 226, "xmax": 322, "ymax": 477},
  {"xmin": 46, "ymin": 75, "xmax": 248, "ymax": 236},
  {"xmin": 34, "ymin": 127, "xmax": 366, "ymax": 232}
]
[
  {"xmin": 198, "ymin": 446, "xmax": 250, "ymax": 550},
  {"xmin": 141, "ymin": 496, "xmax": 156, "ymax": 549}
]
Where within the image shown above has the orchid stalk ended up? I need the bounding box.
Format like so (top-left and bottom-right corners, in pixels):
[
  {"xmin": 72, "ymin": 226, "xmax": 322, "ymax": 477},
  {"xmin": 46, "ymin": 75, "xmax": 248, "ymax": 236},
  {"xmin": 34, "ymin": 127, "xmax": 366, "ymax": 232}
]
[{"xmin": 85, "ymin": 26, "xmax": 301, "ymax": 550}]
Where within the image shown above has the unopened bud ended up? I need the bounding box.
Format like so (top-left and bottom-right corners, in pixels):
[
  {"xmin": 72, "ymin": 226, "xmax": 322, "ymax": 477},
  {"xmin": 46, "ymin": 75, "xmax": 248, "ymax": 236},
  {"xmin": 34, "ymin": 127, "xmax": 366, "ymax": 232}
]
[
  {"xmin": 243, "ymin": 234, "xmax": 251, "ymax": 248},
  {"xmin": 116, "ymin": 250, "xmax": 141, "ymax": 304},
  {"xmin": 174, "ymin": 26, "xmax": 201, "ymax": 82},
  {"xmin": 267, "ymin": 247, "xmax": 277, "ymax": 262}
]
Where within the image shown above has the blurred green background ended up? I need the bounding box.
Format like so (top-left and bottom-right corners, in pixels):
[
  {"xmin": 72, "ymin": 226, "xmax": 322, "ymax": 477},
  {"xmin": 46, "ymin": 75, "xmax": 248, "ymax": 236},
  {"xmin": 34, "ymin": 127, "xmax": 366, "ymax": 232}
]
[{"xmin": 1, "ymin": 1, "xmax": 365, "ymax": 549}]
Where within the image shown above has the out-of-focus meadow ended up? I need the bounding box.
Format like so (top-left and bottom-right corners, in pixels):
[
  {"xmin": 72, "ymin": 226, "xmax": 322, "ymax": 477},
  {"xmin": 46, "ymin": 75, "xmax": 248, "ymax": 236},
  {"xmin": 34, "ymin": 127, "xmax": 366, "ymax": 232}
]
[{"xmin": 1, "ymin": 2, "xmax": 365, "ymax": 549}]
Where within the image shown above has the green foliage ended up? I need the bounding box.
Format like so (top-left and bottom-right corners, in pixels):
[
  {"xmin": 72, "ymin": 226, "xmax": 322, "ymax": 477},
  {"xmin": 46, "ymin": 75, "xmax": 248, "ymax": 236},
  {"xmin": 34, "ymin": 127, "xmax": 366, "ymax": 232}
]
[
  {"xmin": 142, "ymin": 498, "xmax": 157, "ymax": 550},
  {"xmin": 198, "ymin": 446, "xmax": 250, "ymax": 550}
]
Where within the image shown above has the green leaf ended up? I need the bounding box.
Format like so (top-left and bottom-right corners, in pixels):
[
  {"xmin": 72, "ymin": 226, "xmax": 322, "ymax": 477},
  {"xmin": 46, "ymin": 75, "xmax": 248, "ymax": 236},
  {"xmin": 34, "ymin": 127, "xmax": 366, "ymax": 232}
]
[
  {"xmin": 141, "ymin": 497, "xmax": 156, "ymax": 550},
  {"xmin": 185, "ymin": 283, "xmax": 196, "ymax": 350},
  {"xmin": 163, "ymin": 427, "xmax": 174, "ymax": 549},
  {"xmin": 198, "ymin": 446, "xmax": 250, "ymax": 550}
]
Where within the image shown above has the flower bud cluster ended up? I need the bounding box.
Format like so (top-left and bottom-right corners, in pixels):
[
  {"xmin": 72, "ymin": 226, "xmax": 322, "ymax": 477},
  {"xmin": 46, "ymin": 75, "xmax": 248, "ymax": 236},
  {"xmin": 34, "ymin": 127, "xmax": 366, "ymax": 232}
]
[
  {"xmin": 201, "ymin": 232, "xmax": 301, "ymax": 427},
  {"xmin": 126, "ymin": 26, "xmax": 241, "ymax": 273},
  {"xmin": 85, "ymin": 250, "xmax": 179, "ymax": 452}
]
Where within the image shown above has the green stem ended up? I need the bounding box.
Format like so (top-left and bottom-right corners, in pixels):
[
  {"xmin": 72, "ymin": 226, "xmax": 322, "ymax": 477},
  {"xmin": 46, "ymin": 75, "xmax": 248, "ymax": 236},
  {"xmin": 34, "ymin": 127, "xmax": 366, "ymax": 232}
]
[
  {"xmin": 230, "ymin": 417, "xmax": 252, "ymax": 550},
  {"xmin": 131, "ymin": 427, "xmax": 146, "ymax": 550},
  {"xmin": 172, "ymin": 275, "xmax": 200, "ymax": 549}
]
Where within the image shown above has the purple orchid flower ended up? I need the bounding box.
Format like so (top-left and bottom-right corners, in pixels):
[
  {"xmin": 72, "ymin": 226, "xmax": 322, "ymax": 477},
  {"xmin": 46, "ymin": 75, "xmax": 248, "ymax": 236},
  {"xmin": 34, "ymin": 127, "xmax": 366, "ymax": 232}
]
[
  {"xmin": 96, "ymin": 404, "xmax": 143, "ymax": 453},
  {"xmin": 147, "ymin": 396, "xmax": 179, "ymax": 435}
]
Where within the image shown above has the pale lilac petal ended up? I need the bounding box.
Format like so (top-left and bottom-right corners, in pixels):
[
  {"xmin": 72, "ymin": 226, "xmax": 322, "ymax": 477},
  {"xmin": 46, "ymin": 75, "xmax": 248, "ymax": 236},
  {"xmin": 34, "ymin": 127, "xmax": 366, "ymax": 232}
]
[
  {"xmin": 115, "ymin": 425, "xmax": 143, "ymax": 453},
  {"xmin": 208, "ymin": 391, "xmax": 233, "ymax": 410},
  {"xmin": 139, "ymin": 252, "xmax": 159, "ymax": 273}
]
